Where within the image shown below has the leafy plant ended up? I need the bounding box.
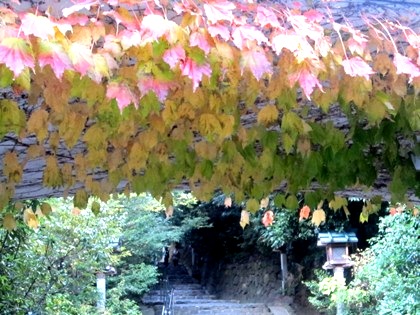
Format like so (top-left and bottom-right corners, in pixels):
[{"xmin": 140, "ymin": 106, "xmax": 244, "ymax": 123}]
[
  {"xmin": 0, "ymin": 0, "xmax": 418, "ymax": 218},
  {"xmin": 306, "ymin": 205, "xmax": 420, "ymax": 315}
]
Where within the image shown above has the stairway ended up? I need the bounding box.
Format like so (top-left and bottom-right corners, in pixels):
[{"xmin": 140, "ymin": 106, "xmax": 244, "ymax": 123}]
[{"xmin": 142, "ymin": 264, "xmax": 272, "ymax": 315}]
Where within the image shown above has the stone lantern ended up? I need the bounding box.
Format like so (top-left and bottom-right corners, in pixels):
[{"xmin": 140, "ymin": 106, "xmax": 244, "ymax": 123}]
[{"xmin": 317, "ymin": 232, "xmax": 358, "ymax": 315}]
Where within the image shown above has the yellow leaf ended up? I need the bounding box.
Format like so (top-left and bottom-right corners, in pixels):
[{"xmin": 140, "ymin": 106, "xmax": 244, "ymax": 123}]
[
  {"xmin": 27, "ymin": 145, "xmax": 45, "ymax": 159},
  {"xmin": 195, "ymin": 142, "xmax": 218, "ymax": 160},
  {"xmin": 3, "ymin": 152, "xmax": 23, "ymax": 183},
  {"xmin": 257, "ymin": 104, "xmax": 279, "ymax": 126},
  {"xmin": 43, "ymin": 155, "xmax": 63, "ymax": 187},
  {"xmin": 199, "ymin": 113, "xmax": 222, "ymax": 137},
  {"xmin": 246, "ymin": 198, "xmax": 260, "ymax": 213},
  {"xmin": 311, "ymin": 209, "xmax": 326, "ymax": 226},
  {"xmin": 59, "ymin": 111, "xmax": 87, "ymax": 148},
  {"xmin": 40, "ymin": 202, "xmax": 52, "ymax": 216},
  {"xmin": 166, "ymin": 205, "xmax": 174, "ymax": 218},
  {"xmin": 260, "ymin": 197, "xmax": 269, "ymax": 208},
  {"xmin": 23, "ymin": 208, "xmax": 39, "ymax": 229},
  {"xmin": 329, "ymin": 196, "xmax": 348, "ymax": 211},
  {"xmin": 3, "ymin": 213, "xmax": 16, "ymax": 231},
  {"xmin": 297, "ymin": 136, "xmax": 311, "ymax": 156},
  {"xmin": 218, "ymin": 114, "xmax": 235, "ymax": 138},
  {"xmin": 240, "ymin": 210, "xmax": 250, "ymax": 229},
  {"xmin": 27, "ymin": 109, "xmax": 49, "ymax": 142}
]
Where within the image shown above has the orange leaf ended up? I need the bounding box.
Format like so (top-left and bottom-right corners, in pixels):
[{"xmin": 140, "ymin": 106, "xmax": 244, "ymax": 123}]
[
  {"xmin": 262, "ymin": 210, "xmax": 274, "ymax": 227},
  {"xmin": 224, "ymin": 196, "xmax": 232, "ymax": 208},
  {"xmin": 299, "ymin": 205, "xmax": 311, "ymax": 221}
]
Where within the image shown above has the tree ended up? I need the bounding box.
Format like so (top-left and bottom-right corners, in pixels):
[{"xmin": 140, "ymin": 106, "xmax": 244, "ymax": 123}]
[
  {"xmin": 0, "ymin": 0, "xmax": 419, "ymax": 226},
  {"xmin": 0, "ymin": 198, "xmax": 126, "ymax": 314}
]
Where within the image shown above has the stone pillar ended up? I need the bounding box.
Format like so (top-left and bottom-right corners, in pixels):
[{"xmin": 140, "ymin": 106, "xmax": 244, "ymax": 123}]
[
  {"xmin": 97, "ymin": 272, "xmax": 106, "ymax": 313},
  {"xmin": 280, "ymin": 253, "xmax": 288, "ymax": 295},
  {"xmin": 333, "ymin": 267, "xmax": 345, "ymax": 315}
]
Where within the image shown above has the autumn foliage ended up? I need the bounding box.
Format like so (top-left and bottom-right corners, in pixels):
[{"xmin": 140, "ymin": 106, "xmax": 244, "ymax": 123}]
[{"xmin": 0, "ymin": 0, "xmax": 419, "ymax": 218}]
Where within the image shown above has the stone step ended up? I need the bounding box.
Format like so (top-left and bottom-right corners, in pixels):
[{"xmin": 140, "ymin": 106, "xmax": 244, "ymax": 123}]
[
  {"xmin": 174, "ymin": 299, "xmax": 239, "ymax": 305},
  {"xmin": 173, "ymin": 302, "xmax": 272, "ymax": 315}
]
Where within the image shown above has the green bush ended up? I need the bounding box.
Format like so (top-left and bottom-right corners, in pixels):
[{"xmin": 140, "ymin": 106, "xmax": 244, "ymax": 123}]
[{"xmin": 306, "ymin": 206, "xmax": 420, "ymax": 315}]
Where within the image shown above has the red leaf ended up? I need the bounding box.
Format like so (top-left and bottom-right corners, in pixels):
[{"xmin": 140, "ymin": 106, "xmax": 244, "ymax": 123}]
[
  {"xmin": 303, "ymin": 9, "xmax": 324, "ymax": 23},
  {"xmin": 106, "ymin": 82, "xmax": 137, "ymax": 111},
  {"xmin": 120, "ymin": 30, "xmax": 142, "ymax": 50},
  {"xmin": 262, "ymin": 210, "xmax": 274, "ymax": 227},
  {"xmin": 342, "ymin": 57, "xmax": 374, "ymax": 80},
  {"xmin": 394, "ymin": 53, "xmax": 420, "ymax": 82},
  {"xmin": 232, "ymin": 25, "xmax": 267, "ymax": 50},
  {"xmin": 163, "ymin": 45, "xmax": 186, "ymax": 69},
  {"xmin": 68, "ymin": 43, "xmax": 93, "ymax": 76},
  {"xmin": 241, "ymin": 49, "xmax": 272, "ymax": 80},
  {"xmin": 38, "ymin": 41, "xmax": 72, "ymax": 79},
  {"xmin": 389, "ymin": 207, "xmax": 397, "ymax": 216},
  {"xmin": 203, "ymin": 1, "xmax": 236, "ymax": 24},
  {"xmin": 207, "ymin": 23, "xmax": 230, "ymax": 41},
  {"xmin": 0, "ymin": 37, "xmax": 34, "ymax": 77},
  {"xmin": 289, "ymin": 69, "xmax": 323, "ymax": 100},
  {"xmin": 180, "ymin": 58, "xmax": 211, "ymax": 91},
  {"xmin": 190, "ymin": 32, "xmax": 211, "ymax": 54},
  {"xmin": 20, "ymin": 13, "xmax": 55, "ymax": 40},
  {"xmin": 140, "ymin": 14, "xmax": 177, "ymax": 43},
  {"xmin": 299, "ymin": 205, "xmax": 311, "ymax": 221},
  {"xmin": 138, "ymin": 77, "xmax": 173, "ymax": 102},
  {"xmin": 255, "ymin": 6, "xmax": 280, "ymax": 28}
]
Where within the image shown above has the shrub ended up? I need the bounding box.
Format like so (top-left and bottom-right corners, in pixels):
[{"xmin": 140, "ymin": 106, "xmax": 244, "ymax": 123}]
[{"xmin": 306, "ymin": 205, "xmax": 420, "ymax": 315}]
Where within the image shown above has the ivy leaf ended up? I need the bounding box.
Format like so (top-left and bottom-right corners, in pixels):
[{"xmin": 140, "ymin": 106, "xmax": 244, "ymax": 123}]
[
  {"xmin": 393, "ymin": 53, "xmax": 420, "ymax": 82},
  {"xmin": 27, "ymin": 109, "xmax": 49, "ymax": 142},
  {"xmin": 246, "ymin": 198, "xmax": 259, "ymax": 213},
  {"xmin": 38, "ymin": 41, "xmax": 73, "ymax": 79},
  {"xmin": 68, "ymin": 43, "xmax": 93, "ymax": 76},
  {"xmin": 106, "ymin": 82, "xmax": 137, "ymax": 111},
  {"xmin": 299, "ymin": 205, "xmax": 311, "ymax": 221},
  {"xmin": 40, "ymin": 202, "xmax": 52, "ymax": 216},
  {"xmin": 262, "ymin": 210, "xmax": 274, "ymax": 227},
  {"xmin": 0, "ymin": 38, "xmax": 35, "ymax": 77},
  {"xmin": 43, "ymin": 156, "xmax": 63, "ymax": 188},
  {"xmin": 260, "ymin": 197, "xmax": 269, "ymax": 208},
  {"xmin": 257, "ymin": 104, "xmax": 278, "ymax": 126},
  {"xmin": 91, "ymin": 201, "xmax": 100, "ymax": 215},
  {"xmin": 166, "ymin": 205, "xmax": 174, "ymax": 218},
  {"xmin": 74, "ymin": 189, "xmax": 88, "ymax": 209},
  {"xmin": 311, "ymin": 209, "xmax": 326, "ymax": 226},
  {"xmin": 21, "ymin": 13, "xmax": 55, "ymax": 40},
  {"xmin": 289, "ymin": 68, "xmax": 323, "ymax": 100},
  {"xmin": 190, "ymin": 32, "xmax": 211, "ymax": 54},
  {"xmin": 203, "ymin": 1, "xmax": 236, "ymax": 24},
  {"xmin": 2, "ymin": 213, "xmax": 17, "ymax": 231},
  {"xmin": 255, "ymin": 6, "xmax": 280, "ymax": 28},
  {"xmin": 224, "ymin": 196, "xmax": 232, "ymax": 208},
  {"xmin": 3, "ymin": 152, "xmax": 22, "ymax": 183},
  {"xmin": 232, "ymin": 25, "xmax": 267, "ymax": 50},
  {"xmin": 241, "ymin": 49, "xmax": 272, "ymax": 80},
  {"xmin": 140, "ymin": 14, "xmax": 177, "ymax": 43},
  {"xmin": 23, "ymin": 208, "xmax": 39, "ymax": 229},
  {"xmin": 240, "ymin": 210, "xmax": 250, "ymax": 229},
  {"xmin": 163, "ymin": 45, "xmax": 185, "ymax": 69},
  {"xmin": 328, "ymin": 196, "xmax": 348, "ymax": 211},
  {"xmin": 181, "ymin": 58, "xmax": 211, "ymax": 91},
  {"xmin": 342, "ymin": 57, "xmax": 374, "ymax": 81},
  {"xmin": 208, "ymin": 23, "xmax": 230, "ymax": 41}
]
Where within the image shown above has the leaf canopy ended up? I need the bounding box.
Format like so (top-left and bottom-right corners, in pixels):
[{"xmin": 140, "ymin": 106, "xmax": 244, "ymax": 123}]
[{"xmin": 0, "ymin": 0, "xmax": 419, "ymax": 214}]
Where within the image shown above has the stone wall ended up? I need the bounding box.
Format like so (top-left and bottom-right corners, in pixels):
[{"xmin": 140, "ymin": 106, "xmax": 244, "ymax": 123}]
[{"xmin": 199, "ymin": 253, "xmax": 303, "ymax": 303}]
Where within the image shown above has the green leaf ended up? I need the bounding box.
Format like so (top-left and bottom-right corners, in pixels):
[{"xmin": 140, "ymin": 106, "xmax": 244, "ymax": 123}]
[
  {"xmin": 285, "ymin": 195, "xmax": 298, "ymax": 210},
  {"xmin": 246, "ymin": 198, "xmax": 260, "ymax": 213},
  {"xmin": 91, "ymin": 201, "xmax": 100, "ymax": 215}
]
